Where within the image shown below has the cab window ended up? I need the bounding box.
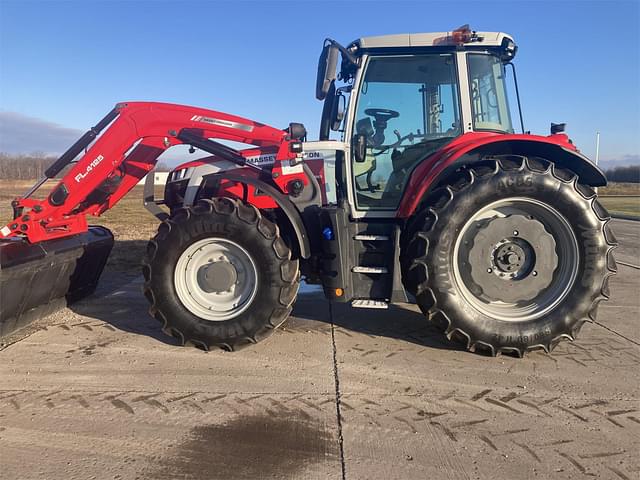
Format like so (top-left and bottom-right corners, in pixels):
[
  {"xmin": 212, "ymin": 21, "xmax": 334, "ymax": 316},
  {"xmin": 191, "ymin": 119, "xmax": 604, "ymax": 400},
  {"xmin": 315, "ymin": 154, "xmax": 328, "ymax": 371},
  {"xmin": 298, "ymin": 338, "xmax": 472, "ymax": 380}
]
[
  {"xmin": 353, "ymin": 54, "xmax": 460, "ymax": 210},
  {"xmin": 468, "ymin": 54, "xmax": 513, "ymax": 133}
]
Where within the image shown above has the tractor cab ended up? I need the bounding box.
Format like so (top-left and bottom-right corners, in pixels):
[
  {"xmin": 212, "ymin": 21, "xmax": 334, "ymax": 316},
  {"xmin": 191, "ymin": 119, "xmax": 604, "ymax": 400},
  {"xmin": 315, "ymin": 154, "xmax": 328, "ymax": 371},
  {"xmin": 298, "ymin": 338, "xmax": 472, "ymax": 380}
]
[
  {"xmin": 312, "ymin": 26, "xmax": 519, "ymax": 215},
  {"xmin": 303, "ymin": 27, "xmax": 526, "ymax": 306}
]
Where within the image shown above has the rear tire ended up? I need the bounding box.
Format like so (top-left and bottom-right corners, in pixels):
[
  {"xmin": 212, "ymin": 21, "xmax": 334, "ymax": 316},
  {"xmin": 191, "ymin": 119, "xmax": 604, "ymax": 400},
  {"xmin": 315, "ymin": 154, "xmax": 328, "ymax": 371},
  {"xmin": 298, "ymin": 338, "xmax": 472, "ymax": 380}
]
[
  {"xmin": 401, "ymin": 156, "xmax": 617, "ymax": 356},
  {"xmin": 143, "ymin": 198, "xmax": 299, "ymax": 351}
]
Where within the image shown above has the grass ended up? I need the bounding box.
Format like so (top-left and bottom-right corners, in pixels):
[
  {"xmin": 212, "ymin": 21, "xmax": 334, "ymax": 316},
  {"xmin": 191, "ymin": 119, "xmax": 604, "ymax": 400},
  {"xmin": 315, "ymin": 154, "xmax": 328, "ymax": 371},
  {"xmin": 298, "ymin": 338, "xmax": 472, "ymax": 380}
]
[
  {"xmin": 598, "ymin": 182, "xmax": 640, "ymax": 196},
  {"xmin": 599, "ymin": 196, "xmax": 640, "ymax": 217},
  {"xmin": 598, "ymin": 183, "xmax": 640, "ymax": 217}
]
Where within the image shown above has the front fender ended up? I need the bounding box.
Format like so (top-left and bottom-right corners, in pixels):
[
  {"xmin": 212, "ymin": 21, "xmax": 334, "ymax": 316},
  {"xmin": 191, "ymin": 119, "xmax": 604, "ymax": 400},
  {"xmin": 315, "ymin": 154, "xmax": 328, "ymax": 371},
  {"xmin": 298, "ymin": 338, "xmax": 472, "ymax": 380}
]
[
  {"xmin": 397, "ymin": 133, "xmax": 606, "ymax": 218},
  {"xmin": 200, "ymin": 171, "xmax": 311, "ymax": 259}
]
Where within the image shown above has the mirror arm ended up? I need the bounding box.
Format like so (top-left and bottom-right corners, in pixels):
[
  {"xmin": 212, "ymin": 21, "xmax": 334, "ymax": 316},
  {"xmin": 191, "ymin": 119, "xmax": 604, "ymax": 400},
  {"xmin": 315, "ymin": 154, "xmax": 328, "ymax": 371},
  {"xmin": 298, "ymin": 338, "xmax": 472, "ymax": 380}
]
[{"xmin": 325, "ymin": 38, "xmax": 358, "ymax": 66}]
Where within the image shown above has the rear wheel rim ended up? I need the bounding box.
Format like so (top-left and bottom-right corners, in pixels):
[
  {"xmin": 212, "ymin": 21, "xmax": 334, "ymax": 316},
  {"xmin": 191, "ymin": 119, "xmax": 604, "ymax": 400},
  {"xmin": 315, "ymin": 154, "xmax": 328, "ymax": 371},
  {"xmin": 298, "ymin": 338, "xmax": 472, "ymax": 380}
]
[
  {"xmin": 174, "ymin": 238, "xmax": 258, "ymax": 321},
  {"xmin": 453, "ymin": 197, "xmax": 579, "ymax": 322}
]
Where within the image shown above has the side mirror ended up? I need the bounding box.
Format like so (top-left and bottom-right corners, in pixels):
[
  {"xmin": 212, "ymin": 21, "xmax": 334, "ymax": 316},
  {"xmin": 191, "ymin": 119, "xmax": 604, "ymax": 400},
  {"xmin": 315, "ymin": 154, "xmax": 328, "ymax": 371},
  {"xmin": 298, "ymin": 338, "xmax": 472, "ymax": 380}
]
[
  {"xmin": 316, "ymin": 42, "xmax": 339, "ymax": 101},
  {"xmin": 353, "ymin": 134, "xmax": 367, "ymax": 163}
]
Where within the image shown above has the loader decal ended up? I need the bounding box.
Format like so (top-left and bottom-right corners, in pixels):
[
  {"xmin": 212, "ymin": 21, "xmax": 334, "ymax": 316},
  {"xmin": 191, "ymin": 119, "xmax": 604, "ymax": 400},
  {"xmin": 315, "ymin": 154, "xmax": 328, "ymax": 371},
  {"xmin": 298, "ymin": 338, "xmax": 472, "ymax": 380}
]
[
  {"xmin": 190, "ymin": 115, "xmax": 254, "ymax": 132},
  {"xmin": 74, "ymin": 154, "xmax": 104, "ymax": 183}
]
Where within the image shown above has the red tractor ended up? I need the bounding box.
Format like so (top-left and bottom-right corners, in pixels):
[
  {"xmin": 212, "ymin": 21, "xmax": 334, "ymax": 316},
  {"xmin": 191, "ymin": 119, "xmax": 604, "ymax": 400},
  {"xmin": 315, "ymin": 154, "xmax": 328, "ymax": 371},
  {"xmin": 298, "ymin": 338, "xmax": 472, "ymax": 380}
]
[{"xmin": 0, "ymin": 27, "xmax": 616, "ymax": 356}]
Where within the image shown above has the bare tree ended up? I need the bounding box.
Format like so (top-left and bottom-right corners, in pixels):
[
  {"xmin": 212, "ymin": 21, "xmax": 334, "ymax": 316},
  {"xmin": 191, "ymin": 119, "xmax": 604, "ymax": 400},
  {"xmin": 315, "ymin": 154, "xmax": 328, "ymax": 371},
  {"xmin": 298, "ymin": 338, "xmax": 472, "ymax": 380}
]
[
  {"xmin": 605, "ymin": 165, "xmax": 640, "ymax": 183},
  {"xmin": 0, "ymin": 152, "xmax": 55, "ymax": 180}
]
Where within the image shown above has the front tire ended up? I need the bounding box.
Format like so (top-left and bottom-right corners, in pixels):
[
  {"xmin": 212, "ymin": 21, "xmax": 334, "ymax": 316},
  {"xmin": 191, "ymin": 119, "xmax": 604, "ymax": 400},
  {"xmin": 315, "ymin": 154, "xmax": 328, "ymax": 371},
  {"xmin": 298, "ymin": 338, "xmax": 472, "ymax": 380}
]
[
  {"xmin": 401, "ymin": 156, "xmax": 617, "ymax": 356},
  {"xmin": 143, "ymin": 198, "xmax": 299, "ymax": 351}
]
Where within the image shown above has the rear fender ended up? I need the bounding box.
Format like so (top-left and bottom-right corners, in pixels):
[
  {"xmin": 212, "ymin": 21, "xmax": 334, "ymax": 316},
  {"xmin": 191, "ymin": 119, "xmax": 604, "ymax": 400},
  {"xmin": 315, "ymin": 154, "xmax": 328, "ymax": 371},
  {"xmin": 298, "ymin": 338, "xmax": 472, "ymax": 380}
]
[{"xmin": 398, "ymin": 137, "xmax": 606, "ymax": 218}]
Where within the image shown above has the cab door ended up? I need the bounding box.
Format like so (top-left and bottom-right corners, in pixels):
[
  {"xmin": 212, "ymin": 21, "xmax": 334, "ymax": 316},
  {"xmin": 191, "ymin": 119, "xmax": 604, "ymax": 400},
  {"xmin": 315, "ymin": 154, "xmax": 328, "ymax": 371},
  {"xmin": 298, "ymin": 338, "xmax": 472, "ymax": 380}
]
[{"xmin": 346, "ymin": 53, "xmax": 462, "ymax": 217}]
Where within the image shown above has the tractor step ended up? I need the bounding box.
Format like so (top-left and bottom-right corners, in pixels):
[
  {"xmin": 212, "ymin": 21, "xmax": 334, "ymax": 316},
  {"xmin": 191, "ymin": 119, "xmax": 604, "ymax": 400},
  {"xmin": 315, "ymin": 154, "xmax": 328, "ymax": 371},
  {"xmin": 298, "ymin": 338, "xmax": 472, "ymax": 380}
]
[
  {"xmin": 354, "ymin": 234, "xmax": 390, "ymax": 241},
  {"xmin": 352, "ymin": 299, "xmax": 389, "ymax": 309},
  {"xmin": 352, "ymin": 266, "xmax": 388, "ymax": 274},
  {"xmin": 318, "ymin": 207, "xmax": 407, "ymax": 303}
]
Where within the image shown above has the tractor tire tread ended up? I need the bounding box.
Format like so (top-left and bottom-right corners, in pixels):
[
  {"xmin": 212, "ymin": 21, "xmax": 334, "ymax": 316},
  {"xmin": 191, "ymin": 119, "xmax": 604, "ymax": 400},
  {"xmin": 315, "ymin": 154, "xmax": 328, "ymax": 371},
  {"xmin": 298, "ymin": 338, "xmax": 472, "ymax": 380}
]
[
  {"xmin": 401, "ymin": 156, "xmax": 617, "ymax": 357},
  {"xmin": 142, "ymin": 197, "xmax": 299, "ymax": 351}
]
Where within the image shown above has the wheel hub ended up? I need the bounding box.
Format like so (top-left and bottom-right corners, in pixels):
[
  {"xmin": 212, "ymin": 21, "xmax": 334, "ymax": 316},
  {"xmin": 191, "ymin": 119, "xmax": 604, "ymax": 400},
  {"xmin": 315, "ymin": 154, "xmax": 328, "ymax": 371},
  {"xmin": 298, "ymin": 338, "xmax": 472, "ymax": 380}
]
[
  {"xmin": 491, "ymin": 239, "xmax": 533, "ymax": 278},
  {"xmin": 197, "ymin": 259, "xmax": 238, "ymax": 293},
  {"xmin": 465, "ymin": 214, "xmax": 558, "ymax": 303}
]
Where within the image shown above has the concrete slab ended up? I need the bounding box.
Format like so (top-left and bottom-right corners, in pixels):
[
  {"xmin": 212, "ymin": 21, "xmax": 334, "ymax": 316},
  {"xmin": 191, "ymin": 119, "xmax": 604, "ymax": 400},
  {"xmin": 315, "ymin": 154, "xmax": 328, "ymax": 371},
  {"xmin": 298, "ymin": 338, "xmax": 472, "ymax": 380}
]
[
  {"xmin": 611, "ymin": 218, "xmax": 640, "ymax": 266},
  {"xmin": 0, "ymin": 220, "xmax": 638, "ymax": 480},
  {"xmin": 599, "ymin": 271, "xmax": 640, "ymax": 343},
  {"xmin": 332, "ymin": 298, "xmax": 640, "ymax": 480},
  {"xmin": 0, "ymin": 279, "xmax": 341, "ymax": 480},
  {"xmin": 330, "ymin": 217, "xmax": 639, "ymax": 480}
]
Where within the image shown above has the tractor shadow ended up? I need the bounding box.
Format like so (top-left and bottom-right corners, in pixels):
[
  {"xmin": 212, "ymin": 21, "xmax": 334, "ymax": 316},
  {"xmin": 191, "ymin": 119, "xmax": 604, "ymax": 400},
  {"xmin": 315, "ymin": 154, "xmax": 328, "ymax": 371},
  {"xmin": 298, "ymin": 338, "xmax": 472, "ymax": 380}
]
[
  {"xmin": 289, "ymin": 286, "xmax": 467, "ymax": 353},
  {"xmin": 69, "ymin": 240, "xmax": 465, "ymax": 352},
  {"xmin": 68, "ymin": 240, "xmax": 181, "ymax": 346},
  {"xmin": 333, "ymin": 304, "xmax": 466, "ymax": 352}
]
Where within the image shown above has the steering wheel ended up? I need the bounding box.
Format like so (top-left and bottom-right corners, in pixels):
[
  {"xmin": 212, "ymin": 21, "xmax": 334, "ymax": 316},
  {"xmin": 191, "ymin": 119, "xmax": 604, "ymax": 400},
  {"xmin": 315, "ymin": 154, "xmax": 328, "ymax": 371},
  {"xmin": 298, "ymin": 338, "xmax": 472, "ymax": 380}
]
[
  {"xmin": 363, "ymin": 108, "xmax": 400, "ymax": 147},
  {"xmin": 364, "ymin": 108, "xmax": 400, "ymax": 122}
]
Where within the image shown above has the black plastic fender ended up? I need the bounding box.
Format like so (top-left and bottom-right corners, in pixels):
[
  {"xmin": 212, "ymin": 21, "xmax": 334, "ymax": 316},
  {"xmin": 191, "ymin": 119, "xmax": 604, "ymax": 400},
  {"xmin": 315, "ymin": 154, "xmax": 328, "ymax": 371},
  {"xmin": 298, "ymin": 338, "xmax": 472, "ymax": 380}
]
[{"xmin": 200, "ymin": 171, "xmax": 311, "ymax": 259}]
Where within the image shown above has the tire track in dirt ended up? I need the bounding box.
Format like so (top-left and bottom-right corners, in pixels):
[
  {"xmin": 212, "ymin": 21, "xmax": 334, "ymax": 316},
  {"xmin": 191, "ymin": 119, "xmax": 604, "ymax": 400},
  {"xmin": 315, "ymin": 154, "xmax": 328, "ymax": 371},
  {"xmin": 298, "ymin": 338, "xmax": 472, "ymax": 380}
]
[{"xmin": 332, "ymin": 387, "xmax": 639, "ymax": 479}]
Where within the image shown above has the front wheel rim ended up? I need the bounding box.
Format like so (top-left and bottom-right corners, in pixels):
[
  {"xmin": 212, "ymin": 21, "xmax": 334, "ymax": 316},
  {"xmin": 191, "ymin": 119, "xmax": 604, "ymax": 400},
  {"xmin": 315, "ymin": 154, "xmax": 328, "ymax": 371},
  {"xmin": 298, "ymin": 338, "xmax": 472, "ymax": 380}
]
[
  {"xmin": 453, "ymin": 197, "xmax": 580, "ymax": 322},
  {"xmin": 174, "ymin": 238, "xmax": 258, "ymax": 321}
]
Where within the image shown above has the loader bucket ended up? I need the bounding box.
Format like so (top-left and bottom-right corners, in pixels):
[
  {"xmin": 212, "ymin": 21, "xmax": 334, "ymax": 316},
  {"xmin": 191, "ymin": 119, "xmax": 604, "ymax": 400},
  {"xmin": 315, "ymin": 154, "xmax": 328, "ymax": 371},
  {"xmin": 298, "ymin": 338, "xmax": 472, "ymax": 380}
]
[{"xmin": 0, "ymin": 226, "xmax": 114, "ymax": 338}]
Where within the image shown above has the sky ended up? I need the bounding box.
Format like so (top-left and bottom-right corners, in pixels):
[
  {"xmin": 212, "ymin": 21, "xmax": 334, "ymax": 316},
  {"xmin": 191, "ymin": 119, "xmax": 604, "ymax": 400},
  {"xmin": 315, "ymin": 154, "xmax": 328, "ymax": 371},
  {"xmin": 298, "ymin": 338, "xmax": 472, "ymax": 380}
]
[{"xmin": 0, "ymin": 0, "xmax": 638, "ymax": 166}]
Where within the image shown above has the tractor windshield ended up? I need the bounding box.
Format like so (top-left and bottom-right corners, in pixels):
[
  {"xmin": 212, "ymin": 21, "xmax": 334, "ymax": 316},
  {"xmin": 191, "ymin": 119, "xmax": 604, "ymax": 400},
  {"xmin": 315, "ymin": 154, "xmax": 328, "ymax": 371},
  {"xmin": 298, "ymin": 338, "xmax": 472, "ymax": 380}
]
[
  {"xmin": 467, "ymin": 54, "xmax": 514, "ymax": 133},
  {"xmin": 352, "ymin": 54, "xmax": 461, "ymax": 210}
]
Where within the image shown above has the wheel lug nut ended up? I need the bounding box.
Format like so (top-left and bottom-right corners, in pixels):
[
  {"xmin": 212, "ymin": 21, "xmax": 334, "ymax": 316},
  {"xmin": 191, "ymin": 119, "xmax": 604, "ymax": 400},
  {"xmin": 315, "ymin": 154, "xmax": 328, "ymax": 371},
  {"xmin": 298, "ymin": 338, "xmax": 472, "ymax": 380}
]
[
  {"xmin": 487, "ymin": 268, "xmax": 493, "ymax": 273},
  {"xmin": 532, "ymin": 271, "xmax": 538, "ymax": 276},
  {"xmin": 513, "ymin": 230, "xmax": 519, "ymax": 236}
]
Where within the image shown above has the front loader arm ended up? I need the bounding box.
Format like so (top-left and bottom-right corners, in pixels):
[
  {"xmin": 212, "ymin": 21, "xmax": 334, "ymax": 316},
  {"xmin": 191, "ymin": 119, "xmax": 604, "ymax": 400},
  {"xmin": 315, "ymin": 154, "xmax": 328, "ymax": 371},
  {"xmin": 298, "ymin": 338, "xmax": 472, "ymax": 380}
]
[{"xmin": 1, "ymin": 102, "xmax": 298, "ymax": 243}]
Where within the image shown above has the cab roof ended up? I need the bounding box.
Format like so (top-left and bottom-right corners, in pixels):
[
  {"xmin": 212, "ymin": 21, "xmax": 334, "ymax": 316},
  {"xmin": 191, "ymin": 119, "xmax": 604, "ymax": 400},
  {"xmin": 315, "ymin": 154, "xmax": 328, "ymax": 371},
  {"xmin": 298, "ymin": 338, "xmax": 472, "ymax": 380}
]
[{"xmin": 353, "ymin": 31, "xmax": 515, "ymax": 50}]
